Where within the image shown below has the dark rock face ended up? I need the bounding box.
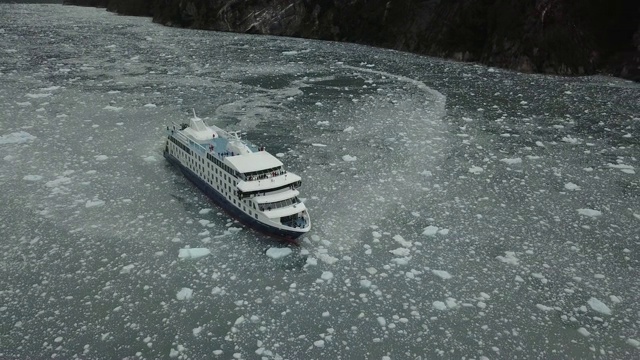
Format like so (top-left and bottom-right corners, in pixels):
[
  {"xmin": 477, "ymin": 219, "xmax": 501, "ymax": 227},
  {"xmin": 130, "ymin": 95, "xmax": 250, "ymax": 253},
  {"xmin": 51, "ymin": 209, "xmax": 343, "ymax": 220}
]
[{"xmin": 62, "ymin": 0, "xmax": 639, "ymax": 81}]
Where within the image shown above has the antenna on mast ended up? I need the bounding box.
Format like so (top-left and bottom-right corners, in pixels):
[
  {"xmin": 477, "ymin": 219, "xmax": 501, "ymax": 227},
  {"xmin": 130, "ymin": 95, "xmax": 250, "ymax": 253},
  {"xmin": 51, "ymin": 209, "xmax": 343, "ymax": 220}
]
[{"xmin": 192, "ymin": 109, "xmax": 199, "ymax": 119}]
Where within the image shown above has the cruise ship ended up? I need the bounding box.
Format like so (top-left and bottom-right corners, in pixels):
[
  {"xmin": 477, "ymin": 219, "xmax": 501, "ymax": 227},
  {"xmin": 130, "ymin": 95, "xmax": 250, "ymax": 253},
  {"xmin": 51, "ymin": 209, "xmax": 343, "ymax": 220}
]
[{"xmin": 163, "ymin": 112, "xmax": 310, "ymax": 240}]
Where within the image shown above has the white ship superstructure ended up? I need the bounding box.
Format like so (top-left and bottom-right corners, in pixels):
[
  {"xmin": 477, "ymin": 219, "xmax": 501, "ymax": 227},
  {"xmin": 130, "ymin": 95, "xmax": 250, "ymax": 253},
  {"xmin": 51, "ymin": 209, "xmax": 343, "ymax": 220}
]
[{"xmin": 163, "ymin": 113, "xmax": 310, "ymax": 240}]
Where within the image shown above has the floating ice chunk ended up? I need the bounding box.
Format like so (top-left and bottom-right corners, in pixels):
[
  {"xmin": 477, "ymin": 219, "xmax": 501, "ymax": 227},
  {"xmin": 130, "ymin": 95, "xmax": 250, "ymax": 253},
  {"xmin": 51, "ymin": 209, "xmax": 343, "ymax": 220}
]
[
  {"xmin": 276, "ymin": 153, "xmax": 285, "ymax": 158},
  {"xmin": 16, "ymin": 101, "xmax": 32, "ymax": 106},
  {"xmin": 95, "ymin": 155, "xmax": 108, "ymax": 161},
  {"xmin": 266, "ymin": 247, "xmax": 292, "ymax": 259},
  {"xmin": 627, "ymin": 338, "xmax": 640, "ymax": 349},
  {"xmin": 178, "ymin": 248, "xmax": 211, "ymax": 259},
  {"xmin": 315, "ymin": 102, "xmax": 323, "ymax": 106},
  {"xmin": 169, "ymin": 348, "xmax": 179, "ymax": 358},
  {"xmin": 438, "ymin": 228, "xmax": 449, "ymax": 235},
  {"xmin": 389, "ymin": 248, "xmax": 410, "ymax": 257},
  {"xmin": 311, "ymin": 143, "xmax": 327, "ymax": 147},
  {"xmin": 120, "ymin": 264, "xmax": 134, "ymax": 274},
  {"xmin": 321, "ymin": 271, "xmax": 334, "ymax": 281},
  {"xmin": 85, "ymin": 199, "xmax": 105, "ymax": 208},
  {"xmin": 391, "ymin": 257, "xmax": 410, "ymax": 265},
  {"xmin": 564, "ymin": 182, "xmax": 581, "ymax": 191},
  {"xmin": 317, "ymin": 121, "xmax": 330, "ymax": 126},
  {"xmin": 176, "ymin": 288, "xmax": 193, "ymax": 300},
  {"xmin": 342, "ymin": 155, "xmax": 357, "ymax": 162},
  {"xmin": 577, "ymin": 327, "xmax": 590, "ymax": 337},
  {"xmin": 607, "ymin": 163, "xmax": 635, "ymax": 174},
  {"xmin": 0, "ymin": 131, "xmax": 36, "ymax": 144},
  {"xmin": 104, "ymin": 105, "xmax": 123, "ymax": 111},
  {"xmin": 143, "ymin": 156, "xmax": 157, "ymax": 162},
  {"xmin": 360, "ymin": 279, "xmax": 372, "ymax": 288},
  {"xmin": 343, "ymin": 126, "xmax": 354, "ymax": 133},
  {"xmin": 422, "ymin": 225, "xmax": 439, "ymax": 236},
  {"xmin": 393, "ymin": 234, "xmax": 412, "ymax": 248},
  {"xmin": 432, "ymin": 270, "xmax": 452, "ymax": 280},
  {"xmin": 192, "ymin": 326, "xmax": 202, "ymax": 336},
  {"xmin": 469, "ymin": 166, "xmax": 484, "ymax": 174},
  {"xmin": 561, "ymin": 136, "xmax": 581, "ymax": 144},
  {"xmin": 433, "ymin": 301, "xmax": 447, "ymax": 311},
  {"xmin": 282, "ymin": 50, "xmax": 298, "ymax": 56},
  {"xmin": 317, "ymin": 253, "xmax": 338, "ymax": 264},
  {"xmin": 496, "ymin": 251, "xmax": 519, "ymax": 265},
  {"xmin": 313, "ymin": 340, "xmax": 325, "ymax": 348},
  {"xmin": 54, "ymin": 336, "xmax": 63, "ymax": 343},
  {"xmin": 23, "ymin": 175, "xmax": 43, "ymax": 181},
  {"xmin": 143, "ymin": 103, "xmax": 157, "ymax": 108},
  {"xmin": 234, "ymin": 316, "xmax": 245, "ymax": 325},
  {"xmin": 25, "ymin": 93, "xmax": 52, "ymax": 99},
  {"xmin": 577, "ymin": 208, "xmax": 602, "ymax": 217},
  {"xmin": 500, "ymin": 157, "xmax": 522, "ymax": 165},
  {"xmin": 199, "ymin": 208, "xmax": 212, "ymax": 214},
  {"xmin": 587, "ymin": 297, "xmax": 611, "ymax": 315},
  {"xmin": 377, "ymin": 317, "xmax": 386, "ymax": 326},
  {"xmin": 40, "ymin": 86, "xmax": 61, "ymax": 91},
  {"xmin": 535, "ymin": 141, "xmax": 545, "ymax": 147},
  {"xmin": 536, "ymin": 304, "xmax": 554, "ymax": 312}
]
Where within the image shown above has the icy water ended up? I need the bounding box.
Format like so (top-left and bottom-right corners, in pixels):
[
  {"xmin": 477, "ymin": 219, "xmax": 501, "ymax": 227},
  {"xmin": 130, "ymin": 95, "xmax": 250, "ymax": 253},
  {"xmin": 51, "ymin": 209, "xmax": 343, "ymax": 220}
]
[{"xmin": 1, "ymin": 4, "xmax": 639, "ymax": 359}]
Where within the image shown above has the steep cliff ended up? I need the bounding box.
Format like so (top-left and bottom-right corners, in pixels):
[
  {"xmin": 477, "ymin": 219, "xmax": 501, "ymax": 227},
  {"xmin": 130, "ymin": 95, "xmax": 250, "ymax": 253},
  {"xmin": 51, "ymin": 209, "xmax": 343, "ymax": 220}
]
[{"xmin": 62, "ymin": 0, "xmax": 640, "ymax": 81}]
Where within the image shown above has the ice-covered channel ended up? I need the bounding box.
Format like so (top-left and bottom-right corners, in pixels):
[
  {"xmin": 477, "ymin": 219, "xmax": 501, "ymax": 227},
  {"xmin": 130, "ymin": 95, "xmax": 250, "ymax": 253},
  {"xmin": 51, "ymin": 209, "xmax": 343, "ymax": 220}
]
[{"xmin": 1, "ymin": 4, "xmax": 639, "ymax": 359}]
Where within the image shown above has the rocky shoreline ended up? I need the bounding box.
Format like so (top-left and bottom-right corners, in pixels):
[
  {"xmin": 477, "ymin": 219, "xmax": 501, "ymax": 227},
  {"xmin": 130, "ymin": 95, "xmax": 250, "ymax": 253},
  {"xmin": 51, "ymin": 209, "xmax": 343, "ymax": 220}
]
[{"xmin": 62, "ymin": 0, "xmax": 639, "ymax": 81}]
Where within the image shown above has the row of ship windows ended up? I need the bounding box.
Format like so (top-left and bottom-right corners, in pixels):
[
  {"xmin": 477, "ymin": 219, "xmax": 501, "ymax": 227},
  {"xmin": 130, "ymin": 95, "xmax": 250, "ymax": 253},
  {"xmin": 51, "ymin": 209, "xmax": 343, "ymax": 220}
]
[{"xmin": 169, "ymin": 143, "xmax": 259, "ymax": 219}]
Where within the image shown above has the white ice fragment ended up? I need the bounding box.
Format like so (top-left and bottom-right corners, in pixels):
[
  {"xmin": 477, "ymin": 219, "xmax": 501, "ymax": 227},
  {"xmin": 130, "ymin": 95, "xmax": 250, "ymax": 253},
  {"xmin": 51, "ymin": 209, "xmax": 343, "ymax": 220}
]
[
  {"xmin": 199, "ymin": 208, "xmax": 212, "ymax": 214},
  {"xmin": 561, "ymin": 136, "xmax": 581, "ymax": 144},
  {"xmin": 321, "ymin": 271, "xmax": 334, "ymax": 281},
  {"xmin": 496, "ymin": 251, "xmax": 519, "ymax": 265},
  {"xmin": 120, "ymin": 264, "xmax": 134, "ymax": 274},
  {"xmin": 95, "ymin": 155, "xmax": 108, "ymax": 161},
  {"xmin": 54, "ymin": 336, "xmax": 63, "ymax": 343},
  {"xmin": 469, "ymin": 166, "xmax": 484, "ymax": 174},
  {"xmin": 500, "ymin": 157, "xmax": 522, "ymax": 165},
  {"xmin": 535, "ymin": 141, "xmax": 545, "ymax": 147},
  {"xmin": 577, "ymin": 327, "xmax": 590, "ymax": 337},
  {"xmin": 577, "ymin": 208, "xmax": 602, "ymax": 217},
  {"xmin": 0, "ymin": 131, "xmax": 36, "ymax": 144},
  {"xmin": 389, "ymin": 248, "xmax": 410, "ymax": 257},
  {"xmin": 234, "ymin": 316, "xmax": 245, "ymax": 325},
  {"xmin": 26, "ymin": 93, "xmax": 52, "ymax": 99},
  {"xmin": 176, "ymin": 288, "xmax": 193, "ymax": 300},
  {"xmin": 317, "ymin": 121, "xmax": 330, "ymax": 126},
  {"xmin": 313, "ymin": 340, "xmax": 325, "ymax": 348},
  {"xmin": 311, "ymin": 143, "xmax": 327, "ymax": 147},
  {"xmin": 393, "ymin": 234, "xmax": 412, "ymax": 248},
  {"xmin": 85, "ymin": 199, "xmax": 105, "ymax": 208},
  {"xmin": 376, "ymin": 317, "xmax": 387, "ymax": 327},
  {"xmin": 432, "ymin": 270, "xmax": 452, "ymax": 280},
  {"xmin": 587, "ymin": 297, "xmax": 611, "ymax": 315},
  {"xmin": 275, "ymin": 152, "xmax": 285, "ymax": 158},
  {"xmin": 143, "ymin": 156, "xmax": 157, "ymax": 162},
  {"xmin": 143, "ymin": 103, "xmax": 157, "ymax": 108},
  {"xmin": 422, "ymin": 225, "xmax": 439, "ymax": 236},
  {"xmin": 626, "ymin": 338, "xmax": 640, "ymax": 349},
  {"xmin": 432, "ymin": 301, "xmax": 447, "ymax": 311},
  {"xmin": 343, "ymin": 126, "xmax": 354, "ymax": 132},
  {"xmin": 266, "ymin": 247, "xmax": 292, "ymax": 259},
  {"xmin": 103, "ymin": 105, "xmax": 123, "ymax": 111},
  {"xmin": 178, "ymin": 248, "xmax": 211, "ymax": 259},
  {"xmin": 536, "ymin": 304, "xmax": 553, "ymax": 312},
  {"xmin": 564, "ymin": 182, "xmax": 581, "ymax": 191},
  {"xmin": 437, "ymin": 228, "xmax": 449, "ymax": 235},
  {"xmin": 391, "ymin": 257, "xmax": 410, "ymax": 265},
  {"xmin": 607, "ymin": 163, "xmax": 635, "ymax": 174},
  {"xmin": 360, "ymin": 279, "xmax": 372, "ymax": 288},
  {"xmin": 23, "ymin": 175, "xmax": 43, "ymax": 181},
  {"xmin": 192, "ymin": 326, "xmax": 202, "ymax": 336},
  {"xmin": 282, "ymin": 50, "xmax": 299, "ymax": 56},
  {"xmin": 342, "ymin": 155, "xmax": 357, "ymax": 162}
]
